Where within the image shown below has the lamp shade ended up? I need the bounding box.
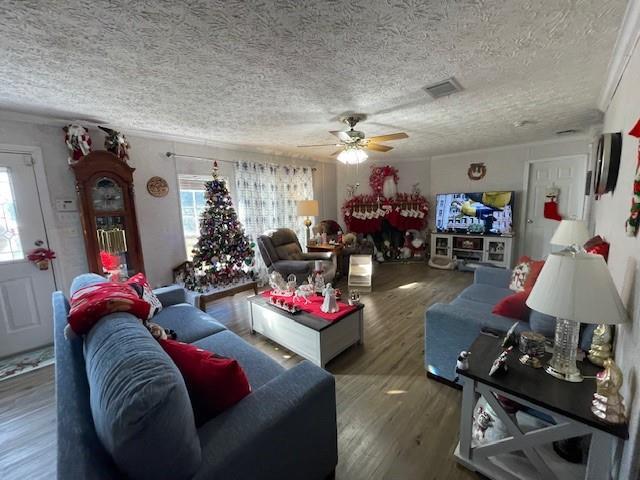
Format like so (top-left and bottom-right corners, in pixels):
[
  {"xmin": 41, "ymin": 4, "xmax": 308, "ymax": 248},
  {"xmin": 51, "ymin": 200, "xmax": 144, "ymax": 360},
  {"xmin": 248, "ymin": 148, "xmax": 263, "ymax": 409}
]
[
  {"xmin": 550, "ymin": 219, "xmax": 590, "ymax": 247},
  {"xmin": 526, "ymin": 251, "xmax": 628, "ymax": 325},
  {"xmin": 297, "ymin": 200, "xmax": 319, "ymax": 217}
]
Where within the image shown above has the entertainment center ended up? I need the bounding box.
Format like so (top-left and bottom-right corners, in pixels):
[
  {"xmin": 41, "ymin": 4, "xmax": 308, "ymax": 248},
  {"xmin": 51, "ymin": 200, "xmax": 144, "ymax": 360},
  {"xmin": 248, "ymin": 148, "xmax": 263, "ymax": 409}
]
[
  {"xmin": 430, "ymin": 232, "xmax": 515, "ymax": 268},
  {"xmin": 432, "ymin": 190, "xmax": 516, "ymax": 268}
]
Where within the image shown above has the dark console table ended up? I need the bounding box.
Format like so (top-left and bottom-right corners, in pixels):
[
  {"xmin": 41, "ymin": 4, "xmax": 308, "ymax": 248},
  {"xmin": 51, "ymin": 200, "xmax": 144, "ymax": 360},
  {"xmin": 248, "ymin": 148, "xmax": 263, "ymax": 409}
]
[{"xmin": 455, "ymin": 334, "xmax": 628, "ymax": 480}]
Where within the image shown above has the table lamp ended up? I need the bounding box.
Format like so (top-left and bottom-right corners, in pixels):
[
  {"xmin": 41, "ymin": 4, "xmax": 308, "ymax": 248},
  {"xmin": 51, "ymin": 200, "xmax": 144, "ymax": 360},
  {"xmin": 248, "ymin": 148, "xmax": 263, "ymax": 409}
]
[
  {"xmin": 526, "ymin": 251, "xmax": 628, "ymax": 382},
  {"xmin": 297, "ymin": 200, "xmax": 319, "ymax": 245},
  {"xmin": 550, "ymin": 219, "xmax": 590, "ymax": 250}
]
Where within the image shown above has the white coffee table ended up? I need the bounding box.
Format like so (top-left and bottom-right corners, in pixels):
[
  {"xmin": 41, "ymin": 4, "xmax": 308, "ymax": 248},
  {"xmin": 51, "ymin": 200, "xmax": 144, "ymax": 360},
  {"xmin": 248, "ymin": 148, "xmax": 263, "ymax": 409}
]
[{"xmin": 247, "ymin": 295, "xmax": 364, "ymax": 368}]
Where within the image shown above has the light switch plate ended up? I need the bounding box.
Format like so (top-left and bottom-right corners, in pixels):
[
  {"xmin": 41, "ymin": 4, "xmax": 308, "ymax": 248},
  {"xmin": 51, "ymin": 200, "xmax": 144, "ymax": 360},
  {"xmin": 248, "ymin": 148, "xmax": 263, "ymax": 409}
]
[{"xmin": 55, "ymin": 198, "xmax": 77, "ymax": 211}]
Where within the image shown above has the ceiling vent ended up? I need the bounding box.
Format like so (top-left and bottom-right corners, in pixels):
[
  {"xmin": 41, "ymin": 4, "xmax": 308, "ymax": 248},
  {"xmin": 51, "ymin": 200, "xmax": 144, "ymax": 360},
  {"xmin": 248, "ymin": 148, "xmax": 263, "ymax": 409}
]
[
  {"xmin": 423, "ymin": 77, "xmax": 463, "ymax": 99},
  {"xmin": 556, "ymin": 129, "xmax": 580, "ymax": 135}
]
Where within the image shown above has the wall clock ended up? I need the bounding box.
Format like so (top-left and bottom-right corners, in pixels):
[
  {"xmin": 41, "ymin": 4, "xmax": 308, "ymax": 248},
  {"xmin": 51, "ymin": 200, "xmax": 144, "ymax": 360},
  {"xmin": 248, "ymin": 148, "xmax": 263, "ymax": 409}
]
[
  {"xmin": 594, "ymin": 132, "xmax": 622, "ymax": 198},
  {"xmin": 70, "ymin": 150, "xmax": 145, "ymax": 278}
]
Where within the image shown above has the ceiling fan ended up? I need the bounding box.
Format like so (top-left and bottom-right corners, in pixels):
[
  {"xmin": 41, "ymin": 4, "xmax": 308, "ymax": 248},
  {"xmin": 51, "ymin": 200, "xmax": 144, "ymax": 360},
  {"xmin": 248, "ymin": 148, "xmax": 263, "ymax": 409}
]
[{"xmin": 297, "ymin": 114, "xmax": 408, "ymax": 164}]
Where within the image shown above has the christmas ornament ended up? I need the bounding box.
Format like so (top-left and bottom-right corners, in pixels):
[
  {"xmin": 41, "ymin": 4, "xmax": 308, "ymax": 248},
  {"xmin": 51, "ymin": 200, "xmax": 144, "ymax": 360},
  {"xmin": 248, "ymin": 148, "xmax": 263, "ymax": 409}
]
[
  {"xmin": 63, "ymin": 124, "xmax": 92, "ymax": 163},
  {"xmin": 181, "ymin": 161, "xmax": 254, "ymax": 292},
  {"xmin": 626, "ymin": 119, "xmax": 640, "ymax": 236},
  {"xmin": 99, "ymin": 126, "xmax": 130, "ymax": 162}
]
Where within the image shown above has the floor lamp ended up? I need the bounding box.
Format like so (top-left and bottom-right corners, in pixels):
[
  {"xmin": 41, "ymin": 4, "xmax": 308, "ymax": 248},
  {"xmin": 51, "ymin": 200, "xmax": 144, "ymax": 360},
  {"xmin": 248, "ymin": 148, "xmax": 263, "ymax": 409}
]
[{"xmin": 297, "ymin": 200, "xmax": 319, "ymax": 245}]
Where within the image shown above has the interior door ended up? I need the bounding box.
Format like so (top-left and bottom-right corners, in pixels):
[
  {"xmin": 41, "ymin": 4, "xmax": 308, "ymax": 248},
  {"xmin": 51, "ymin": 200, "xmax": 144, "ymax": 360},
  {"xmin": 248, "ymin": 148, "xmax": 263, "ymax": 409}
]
[
  {"xmin": 523, "ymin": 155, "xmax": 587, "ymax": 259},
  {"xmin": 0, "ymin": 152, "xmax": 56, "ymax": 358}
]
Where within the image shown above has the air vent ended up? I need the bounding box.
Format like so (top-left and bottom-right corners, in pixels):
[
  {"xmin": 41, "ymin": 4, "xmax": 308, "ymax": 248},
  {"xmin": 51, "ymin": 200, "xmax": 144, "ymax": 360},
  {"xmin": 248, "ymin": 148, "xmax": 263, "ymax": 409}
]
[
  {"xmin": 556, "ymin": 129, "xmax": 580, "ymax": 135},
  {"xmin": 423, "ymin": 77, "xmax": 463, "ymax": 99}
]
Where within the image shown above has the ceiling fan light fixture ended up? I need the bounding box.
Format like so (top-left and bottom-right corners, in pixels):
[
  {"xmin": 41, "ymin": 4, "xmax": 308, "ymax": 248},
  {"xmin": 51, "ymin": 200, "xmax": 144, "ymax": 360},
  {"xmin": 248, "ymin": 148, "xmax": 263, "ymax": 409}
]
[{"xmin": 337, "ymin": 147, "xmax": 368, "ymax": 165}]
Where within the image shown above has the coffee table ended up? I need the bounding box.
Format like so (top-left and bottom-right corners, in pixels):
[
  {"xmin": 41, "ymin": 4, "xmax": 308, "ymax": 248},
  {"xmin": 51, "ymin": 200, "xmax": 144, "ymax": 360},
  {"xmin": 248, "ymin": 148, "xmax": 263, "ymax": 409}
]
[{"xmin": 247, "ymin": 294, "xmax": 364, "ymax": 368}]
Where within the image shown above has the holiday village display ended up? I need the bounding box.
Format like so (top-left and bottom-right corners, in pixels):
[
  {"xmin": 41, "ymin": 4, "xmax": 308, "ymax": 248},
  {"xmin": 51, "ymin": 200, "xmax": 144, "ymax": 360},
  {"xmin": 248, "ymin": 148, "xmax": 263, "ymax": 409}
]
[
  {"xmin": 342, "ymin": 165, "xmax": 429, "ymax": 234},
  {"xmin": 626, "ymin": 119, "xmax": 640, "ymax": 236},
  {"xmin": 181, "ymin": 162, "xmax": 255, "ymax": 292}
]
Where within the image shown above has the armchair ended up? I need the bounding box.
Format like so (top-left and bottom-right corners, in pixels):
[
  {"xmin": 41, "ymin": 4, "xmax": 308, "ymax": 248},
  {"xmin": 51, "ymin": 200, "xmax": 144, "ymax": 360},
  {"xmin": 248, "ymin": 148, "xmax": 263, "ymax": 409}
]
[{"xmin": 257, "ymin": 228, "xmax": 336, "ymax": 284}]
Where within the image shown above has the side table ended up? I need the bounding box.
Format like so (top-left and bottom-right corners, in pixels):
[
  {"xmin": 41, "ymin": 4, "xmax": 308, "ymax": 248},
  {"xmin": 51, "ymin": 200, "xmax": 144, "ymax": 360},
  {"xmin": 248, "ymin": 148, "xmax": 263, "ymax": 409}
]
[
  {"xmin": 455, "ymin": 334, "xmax": 628, "ymax": 480},
  {"xmin": 307, "ymin": 243, "xmax": 344, "ymax": 278}
]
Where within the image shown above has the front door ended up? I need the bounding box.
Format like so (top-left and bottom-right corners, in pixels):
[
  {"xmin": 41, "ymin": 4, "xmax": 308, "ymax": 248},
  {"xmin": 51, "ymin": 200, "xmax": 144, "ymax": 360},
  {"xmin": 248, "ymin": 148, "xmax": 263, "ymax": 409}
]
[
  {"xmin": 0, "ymin": 152, "xmax": 56, "ymax": 358},
  {"xmin": 523, "ymin": 155, "xmax": 587, "ymax": 259}
]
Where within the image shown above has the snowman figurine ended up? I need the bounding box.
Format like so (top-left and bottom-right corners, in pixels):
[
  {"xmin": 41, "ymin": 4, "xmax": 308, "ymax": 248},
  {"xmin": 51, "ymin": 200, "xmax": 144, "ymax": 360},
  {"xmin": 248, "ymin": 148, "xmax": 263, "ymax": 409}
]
[{"xmin": 321, "ymin": 283, "xmax": 339, "ymax": 314}]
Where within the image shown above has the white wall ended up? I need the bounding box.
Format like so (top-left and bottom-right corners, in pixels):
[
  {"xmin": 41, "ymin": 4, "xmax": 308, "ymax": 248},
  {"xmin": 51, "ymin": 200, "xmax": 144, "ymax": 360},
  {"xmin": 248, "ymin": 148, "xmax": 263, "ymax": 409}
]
[
  {"xmin": 592, "ymin": 36, "xmax": 640, "ymax": 480},
  {"xmin": 0, "ymin": 116, "xmax": 336, "ymax": 291}
]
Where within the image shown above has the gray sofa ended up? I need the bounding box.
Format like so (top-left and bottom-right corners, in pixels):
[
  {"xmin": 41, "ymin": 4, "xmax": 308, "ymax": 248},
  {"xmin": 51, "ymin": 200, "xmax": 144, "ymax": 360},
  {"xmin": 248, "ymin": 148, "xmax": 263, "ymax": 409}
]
[
  {"xmin": 257, "ymin": 228, "xmax": 336, "ymax": 284},
  {"xmin": 425, "ymin": 266, "xmax": 596, "ymax": 386},
  {"xmin": 54, "ymin": 274, "xmax": 338, "ymax": 479}
]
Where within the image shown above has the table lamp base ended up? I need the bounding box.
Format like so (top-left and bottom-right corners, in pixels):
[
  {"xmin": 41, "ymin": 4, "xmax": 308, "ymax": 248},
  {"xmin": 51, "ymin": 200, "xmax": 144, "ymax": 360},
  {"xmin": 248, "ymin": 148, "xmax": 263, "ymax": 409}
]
[{"xmin": 546, "ymin": 317, "xmax": 584, "ymax": 383}]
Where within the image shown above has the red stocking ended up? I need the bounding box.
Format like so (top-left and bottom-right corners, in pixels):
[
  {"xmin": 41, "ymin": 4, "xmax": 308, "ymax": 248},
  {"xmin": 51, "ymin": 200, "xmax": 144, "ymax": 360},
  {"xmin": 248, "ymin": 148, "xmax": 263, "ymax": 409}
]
[{"xmin": 544, "ymin": 197, "xmax": 562, "ymax": 221}]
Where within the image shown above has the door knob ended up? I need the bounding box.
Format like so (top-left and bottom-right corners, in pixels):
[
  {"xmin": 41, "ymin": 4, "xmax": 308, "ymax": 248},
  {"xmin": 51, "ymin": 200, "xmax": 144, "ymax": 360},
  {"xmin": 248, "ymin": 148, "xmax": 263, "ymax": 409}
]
[
  {"xmin": 526, "ymin": 219, "xmax": 534, "ymax": 224},
  {"xmin": 34, "ymin": 239, "xmax": 44, "ymax": 246}
]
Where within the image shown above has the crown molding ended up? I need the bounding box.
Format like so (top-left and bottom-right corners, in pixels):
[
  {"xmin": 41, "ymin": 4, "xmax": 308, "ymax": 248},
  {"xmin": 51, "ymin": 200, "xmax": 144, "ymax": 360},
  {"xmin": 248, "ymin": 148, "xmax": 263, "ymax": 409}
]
[
  {"xmin": 598, "ymin": 0, "xmax": 640, "ymax": 112},
  {"xmin": 430, "ymin": 133, "xmax": 593, "ymax": 160}
]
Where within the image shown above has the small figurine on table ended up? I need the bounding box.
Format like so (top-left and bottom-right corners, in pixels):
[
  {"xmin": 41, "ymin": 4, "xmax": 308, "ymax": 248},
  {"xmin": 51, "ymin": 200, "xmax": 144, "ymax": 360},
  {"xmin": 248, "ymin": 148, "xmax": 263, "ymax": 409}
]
[
  {"xmin": 321, "ymin": 283, "xmax": 339, "ymax": 314},
  {"xmin": 489, "ymin": 347, "xmax": 513, "ymax": 376},
  {"xmin": 592, "ymin": 358, "xmax": 627, "ymax": 424},
  {"xmin": 502, "ymin": 322, "xmax": 519, "ymax": 349},
  {"xmin": 457, "ymin": 351, "xmax": 471, "ymax": 371}
]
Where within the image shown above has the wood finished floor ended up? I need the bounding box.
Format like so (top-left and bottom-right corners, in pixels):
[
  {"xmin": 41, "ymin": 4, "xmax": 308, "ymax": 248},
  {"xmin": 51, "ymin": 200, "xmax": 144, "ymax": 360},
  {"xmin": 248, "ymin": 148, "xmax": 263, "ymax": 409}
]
[{"xmin": 0, "ymin": 263, "xmax": 476, "ymax": 480}]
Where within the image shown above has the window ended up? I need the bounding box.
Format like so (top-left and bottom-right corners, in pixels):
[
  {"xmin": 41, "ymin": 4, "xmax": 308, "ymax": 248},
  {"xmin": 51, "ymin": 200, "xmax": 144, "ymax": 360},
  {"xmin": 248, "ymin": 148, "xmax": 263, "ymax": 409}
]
[
  {"xmin": 178, "ymin": 174, "xmax": 228, "ymax": 259},
  {"xmin": 0, "ymin": 168, "xmax": 23, "ymax": 261}
]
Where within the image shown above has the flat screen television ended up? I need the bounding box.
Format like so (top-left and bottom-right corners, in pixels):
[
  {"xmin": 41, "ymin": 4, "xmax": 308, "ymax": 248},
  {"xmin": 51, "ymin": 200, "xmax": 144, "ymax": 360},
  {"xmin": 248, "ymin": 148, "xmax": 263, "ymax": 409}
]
[{"xmin": 435, "ymin": 191, "xmax": 514, "ymax": 235}]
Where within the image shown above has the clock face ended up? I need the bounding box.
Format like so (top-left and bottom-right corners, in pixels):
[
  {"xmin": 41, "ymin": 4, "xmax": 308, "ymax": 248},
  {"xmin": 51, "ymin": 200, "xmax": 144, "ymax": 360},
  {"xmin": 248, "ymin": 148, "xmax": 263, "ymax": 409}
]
[{"xmin": 92, "ymin": 177, "xmax": 124, "ymax": 212}]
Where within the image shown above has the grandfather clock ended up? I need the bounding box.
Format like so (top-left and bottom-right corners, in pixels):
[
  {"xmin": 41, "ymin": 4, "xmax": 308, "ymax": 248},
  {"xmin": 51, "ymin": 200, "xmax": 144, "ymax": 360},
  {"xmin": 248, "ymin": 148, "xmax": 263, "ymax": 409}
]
[{"xmin": 71, "ymin": 150, "xmax": 145, "ymax": 278}]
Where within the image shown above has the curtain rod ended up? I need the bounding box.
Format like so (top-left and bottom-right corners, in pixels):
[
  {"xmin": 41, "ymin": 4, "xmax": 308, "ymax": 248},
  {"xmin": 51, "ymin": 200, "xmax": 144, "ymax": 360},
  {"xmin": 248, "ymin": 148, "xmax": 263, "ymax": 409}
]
[{"xmin": 165, "ymin": 152, "xmax": 317, "ymax": 171}]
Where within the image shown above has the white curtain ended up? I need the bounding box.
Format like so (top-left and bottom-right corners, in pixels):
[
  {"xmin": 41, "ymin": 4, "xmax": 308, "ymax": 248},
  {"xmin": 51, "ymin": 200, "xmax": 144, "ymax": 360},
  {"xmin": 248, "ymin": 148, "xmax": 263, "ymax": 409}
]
[{"xmin": 235, "ymin": 161, "xmax": 314, "ymax": 278}]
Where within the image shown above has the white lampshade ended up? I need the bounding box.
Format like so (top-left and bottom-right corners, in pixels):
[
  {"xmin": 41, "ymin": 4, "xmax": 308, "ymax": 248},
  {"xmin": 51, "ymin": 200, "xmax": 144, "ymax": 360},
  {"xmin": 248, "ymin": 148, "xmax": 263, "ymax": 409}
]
[
  {"xmin": 526, "ymin": 251, "xmax": 628, "ymax": 325},
  {"xmin": 337, "ymin": 147, "xmax": 368, "ymax": 165},
  {"xmin": 297, "ymin": 199, "xmax": 319, "ymax": 217},
  {"xmin": 550, "ymin": 219, "xmax": 590, "ymax": 247}
]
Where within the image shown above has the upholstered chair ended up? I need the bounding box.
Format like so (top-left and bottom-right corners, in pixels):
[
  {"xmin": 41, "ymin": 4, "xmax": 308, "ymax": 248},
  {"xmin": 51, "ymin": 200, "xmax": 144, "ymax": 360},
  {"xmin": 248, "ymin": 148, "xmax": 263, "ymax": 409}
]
[{"xmin": 257, "ymin": 228, "xmax": 336, "ymax": 284}]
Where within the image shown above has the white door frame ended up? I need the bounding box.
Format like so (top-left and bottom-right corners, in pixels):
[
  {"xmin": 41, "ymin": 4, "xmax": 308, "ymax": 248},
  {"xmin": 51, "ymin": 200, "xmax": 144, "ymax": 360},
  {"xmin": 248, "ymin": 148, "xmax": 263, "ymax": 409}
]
[
  {"xmin": 0, "ymin": 143, "xmax": 61, "ymax": 290},
  {"xmin": 519, "ymin": 154, "xmax": 589, "ymax": 258}
]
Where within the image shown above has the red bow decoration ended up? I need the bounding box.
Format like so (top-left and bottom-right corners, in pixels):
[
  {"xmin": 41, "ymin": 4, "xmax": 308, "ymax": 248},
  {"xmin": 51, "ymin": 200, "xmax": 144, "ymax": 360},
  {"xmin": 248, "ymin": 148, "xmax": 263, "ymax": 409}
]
[{"xmin": 626, "ymin": 119, "xmax": 640, "ymax": 237}]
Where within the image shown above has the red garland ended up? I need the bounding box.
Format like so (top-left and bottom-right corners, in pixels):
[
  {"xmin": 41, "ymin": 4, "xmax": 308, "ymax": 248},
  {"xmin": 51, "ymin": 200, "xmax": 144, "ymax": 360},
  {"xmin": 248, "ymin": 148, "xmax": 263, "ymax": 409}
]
[{"xmin": 369, "ymin": 165, "xmax": 399, "ymax": 196}]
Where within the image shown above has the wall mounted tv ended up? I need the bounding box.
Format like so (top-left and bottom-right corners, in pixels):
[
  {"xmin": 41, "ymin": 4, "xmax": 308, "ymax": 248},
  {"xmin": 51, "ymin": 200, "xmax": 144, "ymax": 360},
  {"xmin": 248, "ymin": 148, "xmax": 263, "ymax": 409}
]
[{"xmin": 435, "ymin": 191, "xmax": 514, "ymax": 235}]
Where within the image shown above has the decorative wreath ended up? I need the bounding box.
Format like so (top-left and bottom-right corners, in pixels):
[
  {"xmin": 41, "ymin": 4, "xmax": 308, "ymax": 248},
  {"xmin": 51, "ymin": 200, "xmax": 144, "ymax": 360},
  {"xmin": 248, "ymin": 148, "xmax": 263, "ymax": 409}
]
[{"xmin": 369, "ymin": 165, "xmax": 399, "ymax": 196}]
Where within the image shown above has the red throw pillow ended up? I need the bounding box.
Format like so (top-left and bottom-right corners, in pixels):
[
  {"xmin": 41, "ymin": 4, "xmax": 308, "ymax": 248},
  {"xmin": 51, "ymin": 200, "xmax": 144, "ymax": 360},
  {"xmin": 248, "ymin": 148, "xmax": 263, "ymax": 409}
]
[
  {"xmin": 68, "ymin": 281, "xmax": 152, "ymax": 336},
  {"xmin": 493, "ymin": 291, "xmax": 529, "ymax": 320},
  {"xmin": 159, "ymin": 339, "xmax": 251, "ymax": 423}
]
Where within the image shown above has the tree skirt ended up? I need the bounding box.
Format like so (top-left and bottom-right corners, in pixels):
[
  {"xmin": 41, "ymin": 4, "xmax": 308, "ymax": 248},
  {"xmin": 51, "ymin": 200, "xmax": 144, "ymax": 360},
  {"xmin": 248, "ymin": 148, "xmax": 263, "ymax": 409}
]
[
  {"xmin": 262, "ymin": 290, "xmax": 358, "ymax": 322},
  {"xmin": 0, "ymin": 345, "xmax": 54, "ymax": 382}
]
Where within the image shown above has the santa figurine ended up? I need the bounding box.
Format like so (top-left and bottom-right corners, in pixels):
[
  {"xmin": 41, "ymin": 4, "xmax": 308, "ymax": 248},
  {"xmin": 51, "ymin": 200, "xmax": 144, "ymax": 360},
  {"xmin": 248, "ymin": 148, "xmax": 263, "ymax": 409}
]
[
  {"xmin": 321, "ymin": 283, "xmax": 339, "ymax": 314},
  {"xmin": 457, "ymin": 351, "xmax": 471, "ymax": 371}
]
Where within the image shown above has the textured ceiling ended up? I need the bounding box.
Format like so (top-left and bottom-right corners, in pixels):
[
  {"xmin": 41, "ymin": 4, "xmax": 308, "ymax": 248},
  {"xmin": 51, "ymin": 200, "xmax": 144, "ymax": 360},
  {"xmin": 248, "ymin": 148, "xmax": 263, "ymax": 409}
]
[{"xmin": 0, "ymin": 0, "xmax": 627, "ymax": 160}]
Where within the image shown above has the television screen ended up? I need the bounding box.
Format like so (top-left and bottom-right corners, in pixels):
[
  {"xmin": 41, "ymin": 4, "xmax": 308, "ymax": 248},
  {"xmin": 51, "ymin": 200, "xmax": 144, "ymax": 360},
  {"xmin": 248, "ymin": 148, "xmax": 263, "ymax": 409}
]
[{"xmin": 435, "ymin": 191, "xmax": 514, "ymax": 235}]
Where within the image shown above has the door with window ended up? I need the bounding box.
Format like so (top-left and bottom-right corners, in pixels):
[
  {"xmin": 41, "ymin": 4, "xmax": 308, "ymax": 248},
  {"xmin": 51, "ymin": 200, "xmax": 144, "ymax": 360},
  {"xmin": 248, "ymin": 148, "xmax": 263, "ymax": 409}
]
[
  {"xmin": 523, "ymin": 155, "xmax": 587, "ymax": 259},
  {"xmin": 0, "ymin": 152, "xmax": 56, "ymax": 357}
]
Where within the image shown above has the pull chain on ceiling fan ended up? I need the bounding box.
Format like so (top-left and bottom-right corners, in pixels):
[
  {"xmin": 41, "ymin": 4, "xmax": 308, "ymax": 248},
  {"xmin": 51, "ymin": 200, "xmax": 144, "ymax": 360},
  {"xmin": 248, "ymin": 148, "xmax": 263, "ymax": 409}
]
[{"xmin": 297, "ymin": 114, "xmax": 408, "ymax": 164}]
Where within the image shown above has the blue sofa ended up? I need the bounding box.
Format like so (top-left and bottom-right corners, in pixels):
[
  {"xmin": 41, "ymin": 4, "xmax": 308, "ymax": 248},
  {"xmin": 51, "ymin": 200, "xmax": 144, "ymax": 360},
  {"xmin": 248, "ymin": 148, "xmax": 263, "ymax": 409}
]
[
  {"xmin": 425, "ymin": 266, "xmax": 595, "ymax": 385},
  {"xmin": 54, "ymin": 274, "xmax": 338, "ymax": 480}
]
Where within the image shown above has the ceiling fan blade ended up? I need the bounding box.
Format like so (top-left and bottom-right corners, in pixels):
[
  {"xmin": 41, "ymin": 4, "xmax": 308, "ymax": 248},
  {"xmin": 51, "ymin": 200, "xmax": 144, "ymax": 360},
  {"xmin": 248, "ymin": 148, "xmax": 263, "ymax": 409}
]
[
  {"xmin": 365, "ymin": 143, "xmax": 393, "ymax": 152},
  {"xmin": 366, "ymin": 132, "xmax": 409, "ymax": 142},
  {"xmin": 329, "ymin": 150, "xmax": 344, "ymax": 157},
  {"xmin": 330, "ymin": 130, "xmax": 353, "ymax": 143},
  {"xmin": 297, "ymin": 143, "xmax": 341, "ymax": 148}
]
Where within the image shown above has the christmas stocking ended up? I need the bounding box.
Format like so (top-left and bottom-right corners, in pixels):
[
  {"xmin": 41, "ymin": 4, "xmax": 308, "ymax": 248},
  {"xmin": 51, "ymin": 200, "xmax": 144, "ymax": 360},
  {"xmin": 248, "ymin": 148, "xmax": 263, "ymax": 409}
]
[
  {"xmin": 544, "ymin": 186, "xmax": 562, "ymax": 221},
  {"xmin": 626, "ymin": 119, "xmax": 640, "ymax": 237}
]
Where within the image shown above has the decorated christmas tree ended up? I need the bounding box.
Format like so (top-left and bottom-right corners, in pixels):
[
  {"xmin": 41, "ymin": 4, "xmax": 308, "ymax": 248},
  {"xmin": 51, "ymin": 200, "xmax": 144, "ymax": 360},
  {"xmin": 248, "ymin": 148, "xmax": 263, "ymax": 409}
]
[{"xmin": 183, "ymin": 162, "xmax": 254, "ymax": 292}]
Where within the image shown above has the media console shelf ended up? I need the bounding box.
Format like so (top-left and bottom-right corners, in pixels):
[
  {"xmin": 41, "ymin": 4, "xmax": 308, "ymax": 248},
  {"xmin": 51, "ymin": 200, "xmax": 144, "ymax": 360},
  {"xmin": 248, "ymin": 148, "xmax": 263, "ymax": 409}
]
[{"xmin": 430, "ymin": 232, "xmax": 514, "ymax": 268}]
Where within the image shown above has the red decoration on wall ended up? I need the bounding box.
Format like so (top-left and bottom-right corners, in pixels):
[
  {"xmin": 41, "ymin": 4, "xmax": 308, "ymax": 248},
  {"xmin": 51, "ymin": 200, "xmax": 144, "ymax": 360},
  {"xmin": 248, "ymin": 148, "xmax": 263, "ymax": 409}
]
[
  {"xmin": 369, "ymin": 165, "xmax": 399, "ymax": 196},
  {"xmin": 626, "ymin": 119, "xmax": 640, "ymax": 237}
]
